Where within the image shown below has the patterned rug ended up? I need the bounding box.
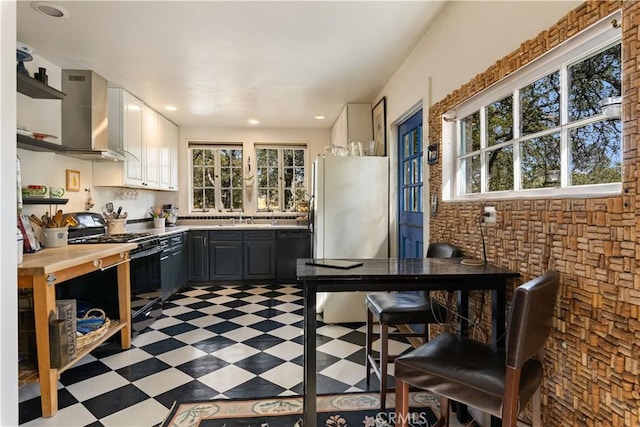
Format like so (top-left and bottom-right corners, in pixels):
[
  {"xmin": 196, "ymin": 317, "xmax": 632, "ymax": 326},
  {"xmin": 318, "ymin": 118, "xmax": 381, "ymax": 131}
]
[{"xmin": 161, "ymin": 392, "xmax": 440, "ymax": 427}]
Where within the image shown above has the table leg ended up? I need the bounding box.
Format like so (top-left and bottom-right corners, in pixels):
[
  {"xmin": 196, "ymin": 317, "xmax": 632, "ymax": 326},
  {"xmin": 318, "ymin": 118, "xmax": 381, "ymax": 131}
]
[
  {"xmin": 492, "ymin": 286, "xmax": 506, "ymax": 348},
  {"xmin": 32, "ymin": 274, "xmax": 58, "ymax": 417},
  {"xmin": 455, "ymin": 289, "xmax": 470, "ymax": 423},
  {"xmin": 303, "ymin": 282, "xmax": 317, "ymax": 427},
  {"xmin": 116, "ymin": 260, "xmax": 132, "ymax": 349},
  {"xmin": 490, "ymin": 284, "xmax": 508, "ymax": 427}
]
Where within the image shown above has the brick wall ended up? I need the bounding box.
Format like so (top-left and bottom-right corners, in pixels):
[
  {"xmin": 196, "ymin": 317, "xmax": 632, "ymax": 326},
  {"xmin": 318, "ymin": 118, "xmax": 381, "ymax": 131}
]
[{"xmin": 429, "ymin": 1, "xmax": 639, "ymax": 425}]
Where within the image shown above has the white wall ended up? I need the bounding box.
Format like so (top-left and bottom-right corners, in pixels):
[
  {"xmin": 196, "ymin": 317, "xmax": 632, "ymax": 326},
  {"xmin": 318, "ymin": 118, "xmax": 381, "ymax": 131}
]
[
  {"xmin": 178, "ymin": 126, "xmax": 330, "ymax": 215},
  {"xmin": 1, "ymin": 2, "xmax": 18, "ymax": 424},
  {"xmin": 376, "ymin": 0, "xmax": 582, "ymax": 256}
]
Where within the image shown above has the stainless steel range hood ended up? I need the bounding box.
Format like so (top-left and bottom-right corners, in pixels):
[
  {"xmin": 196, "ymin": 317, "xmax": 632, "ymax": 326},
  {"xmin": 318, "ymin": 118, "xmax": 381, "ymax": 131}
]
[{"xmin": 61, "ymin": 70, "xmax": 126, "ymax": 161}]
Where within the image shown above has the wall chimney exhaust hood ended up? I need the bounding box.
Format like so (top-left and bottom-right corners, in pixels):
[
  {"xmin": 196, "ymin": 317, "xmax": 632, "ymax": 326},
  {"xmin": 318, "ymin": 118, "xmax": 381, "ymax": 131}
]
[{"xmin": 61, "ymin": 70, "xmax": 126, "ymax": 161}]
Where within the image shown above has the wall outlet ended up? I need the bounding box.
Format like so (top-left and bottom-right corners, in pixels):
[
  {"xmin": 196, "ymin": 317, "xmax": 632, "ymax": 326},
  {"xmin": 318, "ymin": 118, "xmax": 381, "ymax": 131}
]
[{"xmin": 483, "ymin": 206, "xmax": 496, "ymax": 223}]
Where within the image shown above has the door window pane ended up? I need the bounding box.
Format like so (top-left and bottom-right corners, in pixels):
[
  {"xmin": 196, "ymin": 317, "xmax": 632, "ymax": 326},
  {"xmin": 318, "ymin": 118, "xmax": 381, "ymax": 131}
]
[
  {"xmin": 569, "ymin": 120, "xmax": 622, "ymax": 185},
  {"xmin": 520, "ymin": 133, "xmax": 561, "ymax": 189},
  {"xmin": 520, "ymin": 71, "xmax": 560, "ymax": 136}
]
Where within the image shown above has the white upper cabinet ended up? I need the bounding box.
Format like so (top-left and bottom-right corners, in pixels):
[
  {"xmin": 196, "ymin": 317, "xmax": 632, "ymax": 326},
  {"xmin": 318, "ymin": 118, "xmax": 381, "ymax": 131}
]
[
  {"xmin": 160, "ymin": 116, "xmax": 179, "ymax": 191},
  {"xmin": 143, "ymin": 105, "xmax": 160, "ymax": 188},
  {"xmin": 330, "ymin": 103, "xmax": 372, "ymax": 147},
  {"xmin": 94, "ymin": 88, "xmax": 178, "ymax": 191}
]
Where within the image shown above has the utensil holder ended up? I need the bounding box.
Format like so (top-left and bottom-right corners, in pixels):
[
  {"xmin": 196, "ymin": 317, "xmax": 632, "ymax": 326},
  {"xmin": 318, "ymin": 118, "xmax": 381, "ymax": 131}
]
[
  {"xmin": 106, "ymin": 218, "xmax": 126, "ymax": 235},
  {"xmin": 42, "ymin": 227, "xmax": 68, "ymax": 248},
  {"xmin": 153, "ymin": 218, "xmax": 165, "ymax": 230}
]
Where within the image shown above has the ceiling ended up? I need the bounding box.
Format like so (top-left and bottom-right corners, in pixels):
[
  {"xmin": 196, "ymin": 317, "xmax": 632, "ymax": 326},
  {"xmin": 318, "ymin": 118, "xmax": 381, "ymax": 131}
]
[{"xmin": 16, "ymin": 1, "xmax": 447, "ymax": 129}]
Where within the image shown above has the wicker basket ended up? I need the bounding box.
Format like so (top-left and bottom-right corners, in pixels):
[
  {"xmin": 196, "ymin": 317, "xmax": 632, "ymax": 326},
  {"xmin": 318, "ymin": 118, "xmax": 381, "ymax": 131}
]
[{"xmin": 76, "ymin": 308, "xmax": 110, "ymax": 349}]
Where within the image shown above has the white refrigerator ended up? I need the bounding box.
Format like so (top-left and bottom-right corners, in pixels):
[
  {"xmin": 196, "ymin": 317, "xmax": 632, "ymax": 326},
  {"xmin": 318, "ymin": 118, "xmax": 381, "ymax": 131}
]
[{"xmin": 312, "ymin": 155, "xmax": 389, "ymax": 323}]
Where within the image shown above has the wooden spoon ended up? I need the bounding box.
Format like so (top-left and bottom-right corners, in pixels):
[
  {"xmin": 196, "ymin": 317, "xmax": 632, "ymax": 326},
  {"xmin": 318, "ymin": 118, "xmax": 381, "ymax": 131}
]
[{"xmin": 53, "ymin": 210, "xmax": 63, "ymax": 228}]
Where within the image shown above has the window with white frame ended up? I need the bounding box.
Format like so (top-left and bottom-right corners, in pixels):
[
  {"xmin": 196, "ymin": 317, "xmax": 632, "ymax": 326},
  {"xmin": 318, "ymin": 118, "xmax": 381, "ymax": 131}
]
[
  {"xmin": 255, "ymin": 145, "xmax": 307, "ymax": 212},
  {"xmin": 446, "ymin": 13, "xmax": 622, "ymax": 200},
  {"xmin": 189, "ymin": 144, "xmax": 243, "ymax": 212}
]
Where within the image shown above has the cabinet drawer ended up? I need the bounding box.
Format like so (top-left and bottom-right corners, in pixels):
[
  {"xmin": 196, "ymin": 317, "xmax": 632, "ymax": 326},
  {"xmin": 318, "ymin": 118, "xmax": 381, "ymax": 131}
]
[
  {"xmin": 277, "ymin": 229, "xmax": 311, "ymax": 239},
  {"xmin": 244, "ymin": 230, "xmax": 276, "ymax": 240},
  {"xmin": 210, "ymin": 230, "xmax": 242, "ymax": 240}
]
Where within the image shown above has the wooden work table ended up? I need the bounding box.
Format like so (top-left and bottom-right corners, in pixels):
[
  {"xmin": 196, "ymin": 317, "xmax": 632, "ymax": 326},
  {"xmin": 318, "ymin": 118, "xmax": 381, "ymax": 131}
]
[{"xmin": 17, "ymin": 243, "xmax": 137, "ymax": 417}]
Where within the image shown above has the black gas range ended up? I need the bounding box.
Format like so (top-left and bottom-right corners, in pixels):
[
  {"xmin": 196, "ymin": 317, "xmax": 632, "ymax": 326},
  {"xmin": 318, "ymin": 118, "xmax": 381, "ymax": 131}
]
[{"xmin": 61, "ymin": 212, "xmax": 163, "ymax": 335}]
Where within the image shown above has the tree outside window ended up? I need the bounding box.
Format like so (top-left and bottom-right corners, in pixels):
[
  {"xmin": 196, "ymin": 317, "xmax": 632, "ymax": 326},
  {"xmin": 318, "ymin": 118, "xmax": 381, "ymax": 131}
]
[
  {"xmin": 456, "ymin": 40, "xmax": 621, "ymax": 196},
  {"xmin": 256, "ymin": 146, "xmax": 307, "ymax": 211},
  {"xmin": 190, "ymin": 146, "xmax": 243, "ymax": 212}
]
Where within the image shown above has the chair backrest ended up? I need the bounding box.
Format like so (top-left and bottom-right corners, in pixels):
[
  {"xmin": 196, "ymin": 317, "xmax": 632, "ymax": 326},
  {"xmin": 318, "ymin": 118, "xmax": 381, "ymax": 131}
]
[
  {"xmin": 426, "ymin": 242, "xmax": 462, "ymax": 259},
  {"xmin": 506, "ymin": 271, "xmax": 560, "ymax": 368}
]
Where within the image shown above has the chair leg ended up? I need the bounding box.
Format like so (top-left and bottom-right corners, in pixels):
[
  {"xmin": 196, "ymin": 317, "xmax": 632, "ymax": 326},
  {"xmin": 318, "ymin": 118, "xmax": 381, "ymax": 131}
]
[
  {"xmin": 380, "ymin": 323, "xmax": 388, "ymax": 410},
  {"xmin": 439, "ymin": 396, "xmax": 450, "ymax": 427},
  {"xmin": 395, "ymin": 378, "xmax": 410, "ymax": 427},
  {"xmin": 365, "ymin": 308, "xmax": 373, "ymax": 385},
  {"xmin": 502, "ymin": 366, "xmax": 521, "ymax": 427},
  {"xmin": 532, "ymin": 385, "xmax": 541, "ymax": 427}
]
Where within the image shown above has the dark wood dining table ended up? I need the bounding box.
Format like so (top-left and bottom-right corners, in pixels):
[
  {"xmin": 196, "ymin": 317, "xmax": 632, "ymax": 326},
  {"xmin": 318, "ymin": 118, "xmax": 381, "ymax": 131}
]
[{"xmin": 297, "ymin": 257, "xmax": 520, "ymax": 427}]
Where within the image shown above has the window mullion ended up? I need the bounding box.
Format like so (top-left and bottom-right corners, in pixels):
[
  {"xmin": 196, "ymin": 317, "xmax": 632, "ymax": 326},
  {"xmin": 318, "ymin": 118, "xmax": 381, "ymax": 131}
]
[
  {"xmin": 560, "ymin": 64, "xmax": 569, "ymax": 188},
  {"xmin": 481, "ymin": 107, "xmax": 486, "ymax": 194},
  {"xmin": 213, "ymin": 150, "xmax": 221, "ymax": 211},
  {"xmin": 513, "ymin": 90, "xmax": 522, "ymax": 191}
]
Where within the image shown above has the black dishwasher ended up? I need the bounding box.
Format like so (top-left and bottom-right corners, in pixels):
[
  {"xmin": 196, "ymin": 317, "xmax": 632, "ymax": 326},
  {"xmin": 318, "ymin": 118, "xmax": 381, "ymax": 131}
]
[{"xmin": 276, "ymin": 229, "xmax": 311, "ymax": 282}]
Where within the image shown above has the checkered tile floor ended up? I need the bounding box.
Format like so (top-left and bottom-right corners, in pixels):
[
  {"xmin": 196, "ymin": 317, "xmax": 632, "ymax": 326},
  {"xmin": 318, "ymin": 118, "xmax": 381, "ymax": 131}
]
[{"xmin": 19, "ymin": 284, "xmax": 415, "ymax": 427}]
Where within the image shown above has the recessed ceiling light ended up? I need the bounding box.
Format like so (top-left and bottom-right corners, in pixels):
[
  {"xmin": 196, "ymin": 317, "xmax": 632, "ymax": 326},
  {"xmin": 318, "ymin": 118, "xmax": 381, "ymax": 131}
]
[
  {"xmin": 31, "ymin": 2, "xmax": 70, "ymax": 18},
  {"xmin": 247, "ymin": 119, "xmax": 259, "ymax": 125},
  {"xmin": 165, "ymin": 105, "xmax": 178, "ymax": 111},
  {"xmin": 315, "ymin": 115, "xmax": 326, "ymax": 120}
]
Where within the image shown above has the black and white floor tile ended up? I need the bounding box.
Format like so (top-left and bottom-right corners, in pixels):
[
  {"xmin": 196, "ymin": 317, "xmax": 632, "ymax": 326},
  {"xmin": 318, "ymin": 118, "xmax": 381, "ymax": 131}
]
[
  {"xmin": 22, "ymin": 285, "xmax": 481, "ymax": 427},
  {"xmin": 19, "ymin": 284, "xmax": 422, "ymax": 426}
]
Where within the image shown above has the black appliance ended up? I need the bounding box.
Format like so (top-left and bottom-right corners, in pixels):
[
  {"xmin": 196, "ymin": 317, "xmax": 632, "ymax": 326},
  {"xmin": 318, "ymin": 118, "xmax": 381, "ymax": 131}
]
[{"xmin": 60, "ymin": 212, "xmax": 163, "ymax": 335}]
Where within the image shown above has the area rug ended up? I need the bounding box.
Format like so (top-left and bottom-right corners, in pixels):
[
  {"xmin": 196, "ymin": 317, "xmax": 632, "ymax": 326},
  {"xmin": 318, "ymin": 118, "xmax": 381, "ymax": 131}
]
[{"xmin": 161, "ymin": 392, "xmax": 440, "ymax": 427}]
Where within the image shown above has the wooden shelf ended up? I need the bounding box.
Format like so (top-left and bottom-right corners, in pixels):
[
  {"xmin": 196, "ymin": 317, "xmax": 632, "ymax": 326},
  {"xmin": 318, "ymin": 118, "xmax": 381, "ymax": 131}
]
[
  {"xmin": 17, "ymin": 73, "xmax": 66, "ymax": 100},
  {"xmin": 22, "ymin": 197, "xmax": 69, "ymax": 205},
  {"xmin": 17, "ymin": 133, "xmax": 66, "ymax": 154},
  {"xmin": 18, "ymin": 319, "xmax": 126, "ymax": 386}
]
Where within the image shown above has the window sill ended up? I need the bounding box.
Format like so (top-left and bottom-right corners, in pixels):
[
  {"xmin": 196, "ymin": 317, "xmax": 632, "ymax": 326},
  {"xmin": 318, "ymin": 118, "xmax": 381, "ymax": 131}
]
[{"xmin": 448, "ymin": 182, "xmax": 622, "ymax": 202}]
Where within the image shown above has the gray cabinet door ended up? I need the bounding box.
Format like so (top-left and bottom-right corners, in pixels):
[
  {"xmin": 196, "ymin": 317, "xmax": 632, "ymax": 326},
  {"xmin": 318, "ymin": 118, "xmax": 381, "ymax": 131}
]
[
  {"xmin": 209, "ymin": 240, "xmax": 243, "ymax": 281},
  {"xmin": 188, "ymin": 231, "xmax": 209, "ymax": 281},
  {"xmin": 276, "ymin": 229, "xmax": 311, "ymax": 282},
  {"xmin": 243, "ymin": 231, "xmax": 276, "ymax": 280}
]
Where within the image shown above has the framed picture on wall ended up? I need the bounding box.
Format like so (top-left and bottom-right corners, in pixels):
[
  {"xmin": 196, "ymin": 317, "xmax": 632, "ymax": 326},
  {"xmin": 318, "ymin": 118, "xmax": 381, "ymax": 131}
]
[
  {"xmin": 66, "ymin": 169, "xmax": 80, "ymax": 192},
  {"xmin": 427, "ymin": 144, "xmax": 439, "ymax": 164},
  {"xmin": 372, "ymin": 97, "xmax": 386, "ymax": 156}
]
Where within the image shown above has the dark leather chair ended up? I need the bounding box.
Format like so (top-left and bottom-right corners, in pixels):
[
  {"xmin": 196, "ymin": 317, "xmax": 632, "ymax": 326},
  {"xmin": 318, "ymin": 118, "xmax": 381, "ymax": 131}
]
[
  {"xmin": 364, "ymin": 242, "xmax": 462, "ymax": 410},
  {"xmin": 394, "ymin": 271, "xmax": 560, "ymax": 427}
]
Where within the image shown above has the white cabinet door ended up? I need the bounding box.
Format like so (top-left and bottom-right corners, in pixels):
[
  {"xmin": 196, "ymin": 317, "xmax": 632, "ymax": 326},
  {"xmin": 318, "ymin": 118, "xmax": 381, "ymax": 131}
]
[
  {"xmin": 123, "ymin": 91, "xmax": 144, "ymax": 186},
  {"xmin": 158, "ymin": 115, "xmax": 178, "ymax": 191},
  {"xmin": 143, "ymin": 106, "xmax": 160, "ymax": 188},
  {"xmin": 168, "ymin": 119, "xmax": 179, "ymax": 191}
]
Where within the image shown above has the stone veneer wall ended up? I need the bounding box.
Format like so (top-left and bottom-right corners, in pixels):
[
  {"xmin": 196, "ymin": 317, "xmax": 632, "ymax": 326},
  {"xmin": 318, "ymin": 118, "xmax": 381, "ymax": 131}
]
[{"xmin": 428, "ymin": 1, "xmax": 639, "ymax": 426}]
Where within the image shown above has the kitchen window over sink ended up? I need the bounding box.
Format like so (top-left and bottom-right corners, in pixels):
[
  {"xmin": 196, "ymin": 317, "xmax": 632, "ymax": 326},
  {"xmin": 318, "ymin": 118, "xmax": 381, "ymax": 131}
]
[
  {"xmin": 255, "ymin": 145, "xmax": 307, "ymax": 212},
  {"xmin": 189, "ymin": 143, "xmax": 243, "ymax": 212}
]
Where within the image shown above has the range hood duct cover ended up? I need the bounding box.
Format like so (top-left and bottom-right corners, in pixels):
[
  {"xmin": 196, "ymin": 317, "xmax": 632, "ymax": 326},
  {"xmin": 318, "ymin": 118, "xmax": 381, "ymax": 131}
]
[{"xmin": 61, "ymin": 70, "xmax": 126, "ymax": 161}]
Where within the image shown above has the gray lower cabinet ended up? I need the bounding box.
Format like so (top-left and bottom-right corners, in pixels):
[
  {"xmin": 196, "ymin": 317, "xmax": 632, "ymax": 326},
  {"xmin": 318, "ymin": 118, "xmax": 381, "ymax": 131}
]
[
  {"xmin": 209, "ymin": 231, "xmax": 243, "ymax": 281},
  {"xmin": 161, "ymin": 232, "xmax": 187, "ymax": 299},
  {"xmin": 188, "ymin": 229, "xmax": 306, "ymax": 283},
  {"xmin": 188, "ymin": 231, "xmax": 209, "ymax": 281},
  {"xmin": 243, "ymin": 231, "xmax": 276, "ymax": 280},
  {"xmin": 276, "ymin": 229, "xmax": 311, "ymax": 281}
]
